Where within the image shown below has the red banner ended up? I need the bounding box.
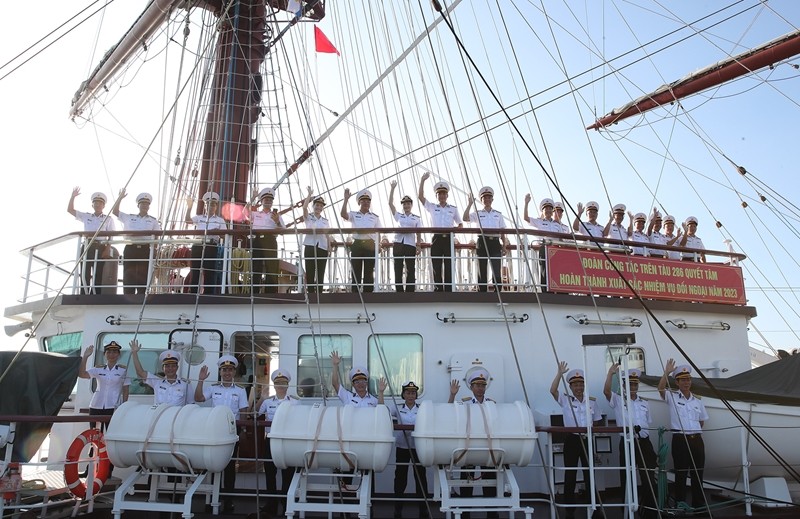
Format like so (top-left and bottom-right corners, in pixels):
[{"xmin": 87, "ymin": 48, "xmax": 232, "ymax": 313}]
[{"xmin": 546, "ymin": 247, "xmax": 746, "ymax": 305}]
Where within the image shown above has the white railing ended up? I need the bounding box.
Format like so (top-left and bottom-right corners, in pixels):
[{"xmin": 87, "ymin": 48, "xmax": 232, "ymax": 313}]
[{"xmin": 14, "ymin": 229, "xmax": 745, "ymax": 303}]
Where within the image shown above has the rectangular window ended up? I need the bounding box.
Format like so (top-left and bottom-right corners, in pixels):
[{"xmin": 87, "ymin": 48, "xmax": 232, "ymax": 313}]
[
  {"xmin": 43, "ymin": 332, "xmax": 83, "ymax": 357},
  {"xmin": 297, "ymin": 334, "xmax": 352, "ymax": 398},
  {"xmin": 232, "ymin": 331, "xmax": 280, "ymax": 406},
  {"xmin": 96, "ymin": 332, "xmax": 171, "ymax": 395},
  {"xmin": 368, "ymin": 334, "xmax": 423, "ymax": 398}
]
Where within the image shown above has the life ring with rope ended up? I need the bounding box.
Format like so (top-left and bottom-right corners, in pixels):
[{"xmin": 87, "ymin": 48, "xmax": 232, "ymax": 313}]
[{"xmin": 63, "ymin": 428, "xmax": 111, "ymax": 499}]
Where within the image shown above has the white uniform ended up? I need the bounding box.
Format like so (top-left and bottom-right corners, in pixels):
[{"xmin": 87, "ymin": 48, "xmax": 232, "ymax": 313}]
[
  {"xmin": 258, "ymin": 395, "xmax": 299, "ymax": 431},
  {"xmin": 391, "ymin": 402, "xmax": 420, "ymax": 449},
  {"xmin": 145, "ymin": 372, "xmax": 194, "ymax": 406},
  {"xmin": 423, "ymin": 201, "xmax": 461, "ymax": 227},
  {"xmin": 337, "ymin": 385, "xmax": 378, "ymax": 407},
  {"xmin": 609, "ymin": 393, "xmax": 651, "ymax": 437},
  {"xmin": 664, "ymin": 391, "xmax": 708, "ymax": 434},
  {"xmin": 191, "ymin": 214, "xmax": 227, "ymax": 243},
  {"xmin": 528, "ymin": 217, "xmax": 563, "ymax": 244},
  {"xmin": 683, "ymin": 235, "xmax": 705, "ymax": 261},
  {"xmin": 469, "ymin": 209, "xmax": 505, "ymax": 234},
  {"xmin": 630, "ymin": 230, "xmax": 651, "ymax": 256},
  {"xmin": 87, "ymin": 364, "xmax": 131, "ymax": 409},
  {"xmin": 649, "ymin": 230, "xmax": 668, "ymax": 257},
  {"xmin": 251, "ymin": 210, "xmax": 285, "ymax": 230},
  {"xmin": 606, "ymin": 223, "xmax": 627, "ymax": 241},
  {"xmin": 664, "ymin": 233, "xmax": 681, "ymax": 260},
  {"xmin": 203, "ymin": 383, "xmax": 249, "ymax": 419},
  {"xmin": 393, "ymin": 212, "xmax": 421, "ymax": 246},
  {"xmin": 303, "ymin": 214, "xmax": 329, "ymax": 250},
  {"xmin": 465, "ymin": 396, "xmax": 495, "ymax": 405},
  {"xmin": 75, "ymin": 211, "xmax": 116, "ymax": 232},
  {"xmin": 346, "ymin": 211, "xmax": 382, "ymax": 240},
  {"xmin": 578, "ymin": 221, "xmax": 604, "ymax": 237},
  {"xmin": 558, "ymin": 393, "xmax": 602, "ymax": 427},
  {"xmin": 117, "ymin": 212, "xmax": 161, "ymax": 231}
]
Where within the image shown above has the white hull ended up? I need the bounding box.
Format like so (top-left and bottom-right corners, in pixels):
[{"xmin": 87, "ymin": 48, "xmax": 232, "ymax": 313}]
[{"xmin": 8, "ymin": 290, "xmax": 775, "ymax": 497}]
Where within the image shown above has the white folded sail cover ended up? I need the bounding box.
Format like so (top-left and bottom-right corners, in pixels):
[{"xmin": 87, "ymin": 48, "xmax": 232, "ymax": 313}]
[
  {"xmin": 269, "ymin": 403, "xmax": 394, "ymax": 471},
  {"xmin": 413, "ymin": 401, "xmax": 536, "ymax": 467},
  {"xmin": 105, "ymin": 402, "xmax": 238, "ymax": 472}
]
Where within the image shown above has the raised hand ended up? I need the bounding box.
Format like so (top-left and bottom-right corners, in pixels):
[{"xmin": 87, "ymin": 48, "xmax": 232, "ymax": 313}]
[
  {"xmin": 378, "ymin": 377, "xmax": 388, "ymax": 393},
  {"xmin": 421, "ymin": 172, "xmax": 431, "ymax": 182},
  {"xmin": 576, "ymin": 202, "xmax": 584, "ymax": 215},
  {"xmin": 330, "ymin": 350, "xmax": 341, "ymax": 366},
  {"xmin": 390, "ymin": 180, "xmax": 397, "ymax": 189},
  {"xmin": 72, "ymin": 186, "xmax": 81, "ymax": 198},
  {"xmin": 343, "ymin": 188, "xmax": 351, "ymax": 199},
  {"xmin": 128, "ymin": 339, "xmax": 140, "ymax": 353},
  {"xmin": 199, "ymin": 365, "xmax": 210, "ymax": 381},
  {"xmin": 449, "ymin": 379, "xmax": 461, "ymax": 396},
  {"xmin": 558, "ymin": 360, "xmax": 569, "ymax": 375},
  {"xmin": 665, "ymin": 358, "xmax": 677, "ymax": 374},
  {"xmin": 524, "ymin": 193, "xmax": 531, "ymax": 204},
  {"xmin": 83, "ymin": 344, "xmax": 95, "ymax": 358}
]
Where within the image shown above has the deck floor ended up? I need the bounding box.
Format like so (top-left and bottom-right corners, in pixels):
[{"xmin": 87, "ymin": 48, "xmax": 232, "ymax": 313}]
[{"xmin": 9, "ymin": 493, "xmax": 794, "ymax": 519}]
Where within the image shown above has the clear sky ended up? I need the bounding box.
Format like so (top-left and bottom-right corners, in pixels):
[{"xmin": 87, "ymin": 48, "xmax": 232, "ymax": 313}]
[{"xmin": 1, "ymin": 1, "xmax": 799, "ymax": 354}]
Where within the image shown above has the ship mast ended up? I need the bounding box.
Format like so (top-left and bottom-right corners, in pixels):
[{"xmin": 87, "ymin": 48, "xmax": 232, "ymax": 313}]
[
  {"xmin": 587, "ymin": 29, "xmax": 800, "ymax": 130},
  {"xmin": 70, "ymin": 0, "xmax": 324, "ymax": 210}
]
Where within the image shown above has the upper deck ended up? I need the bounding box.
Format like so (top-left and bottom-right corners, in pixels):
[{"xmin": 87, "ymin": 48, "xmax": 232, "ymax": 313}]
[{"xmin": 8, "ymin": 226, "xmax": 748, "ymax": 313}]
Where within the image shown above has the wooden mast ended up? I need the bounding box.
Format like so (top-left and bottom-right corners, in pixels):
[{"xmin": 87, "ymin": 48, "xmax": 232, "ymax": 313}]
[{"xmin": 70, "ymin": 0, "xmax": 325, "ymax": 215}]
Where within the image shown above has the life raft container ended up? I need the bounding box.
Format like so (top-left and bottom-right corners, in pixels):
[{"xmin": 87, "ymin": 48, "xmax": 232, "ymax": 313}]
[{"xmin": 63, "ymin": 428, "xmax": 111, "ymax": 499}]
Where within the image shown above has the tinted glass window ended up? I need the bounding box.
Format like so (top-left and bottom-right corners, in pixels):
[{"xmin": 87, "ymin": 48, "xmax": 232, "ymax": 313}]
[
  {"xmin": 368, "ymin": 334, "xmax": 423, "ymax": 397},
  {"xmin": 297, "ymin": 334, "xmax": 352, "ymax": 398},
  {"xmin": 43, "ymin": 332, "xmax": 83, "ymax": 357}
]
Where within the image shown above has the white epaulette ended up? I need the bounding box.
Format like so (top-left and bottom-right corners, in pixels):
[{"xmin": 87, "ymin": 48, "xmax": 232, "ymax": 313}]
[{"xmin": 461, "ymin": 396, "xmax": 472, "ymax": 402}]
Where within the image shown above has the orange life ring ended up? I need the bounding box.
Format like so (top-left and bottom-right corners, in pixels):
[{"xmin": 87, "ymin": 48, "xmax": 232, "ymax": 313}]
[{"xmin": 63, "ymin": 428, "xmax": 111, "ymax": 499}]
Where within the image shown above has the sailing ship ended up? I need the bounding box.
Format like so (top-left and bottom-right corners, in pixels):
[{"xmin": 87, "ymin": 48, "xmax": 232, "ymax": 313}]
[{"xmin": 2, "ymin": 0, "xmax": 800, "ymax": 517}]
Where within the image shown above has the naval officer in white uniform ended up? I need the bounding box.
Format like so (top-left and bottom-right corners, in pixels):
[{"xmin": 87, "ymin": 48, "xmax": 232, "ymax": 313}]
[
  {"xmin": 196, "ymin": 355, "xmax": 249, "ymax": 512},
  {"xmin": 256, "ymin": 368, "xmax": 299, "ymax": 517},
  {"xmin": 111, "ymin": 189, "xmax": 161, "ymax": 294},
  {"xmin": 129, "ymin": 342, "xmax": 194, "ymax": 406}
]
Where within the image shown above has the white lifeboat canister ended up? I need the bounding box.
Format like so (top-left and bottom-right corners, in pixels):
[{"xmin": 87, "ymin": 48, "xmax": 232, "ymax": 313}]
[
  {"xmin": 104, "ymin": 402, "xmax": 238, "ymax": 472},
  {"xmin": 269, "ymin": 403, "xmax": 394, "ymax": 471},
  {"xmin": 413, "ymin": 400, "xmax": 536, "ymax": 467}
]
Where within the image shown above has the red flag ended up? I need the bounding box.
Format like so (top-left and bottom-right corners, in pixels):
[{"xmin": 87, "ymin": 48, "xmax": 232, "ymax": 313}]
[{"xmin": 314, "ymin": 26, "xmax": 340, "ymax": 56}]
